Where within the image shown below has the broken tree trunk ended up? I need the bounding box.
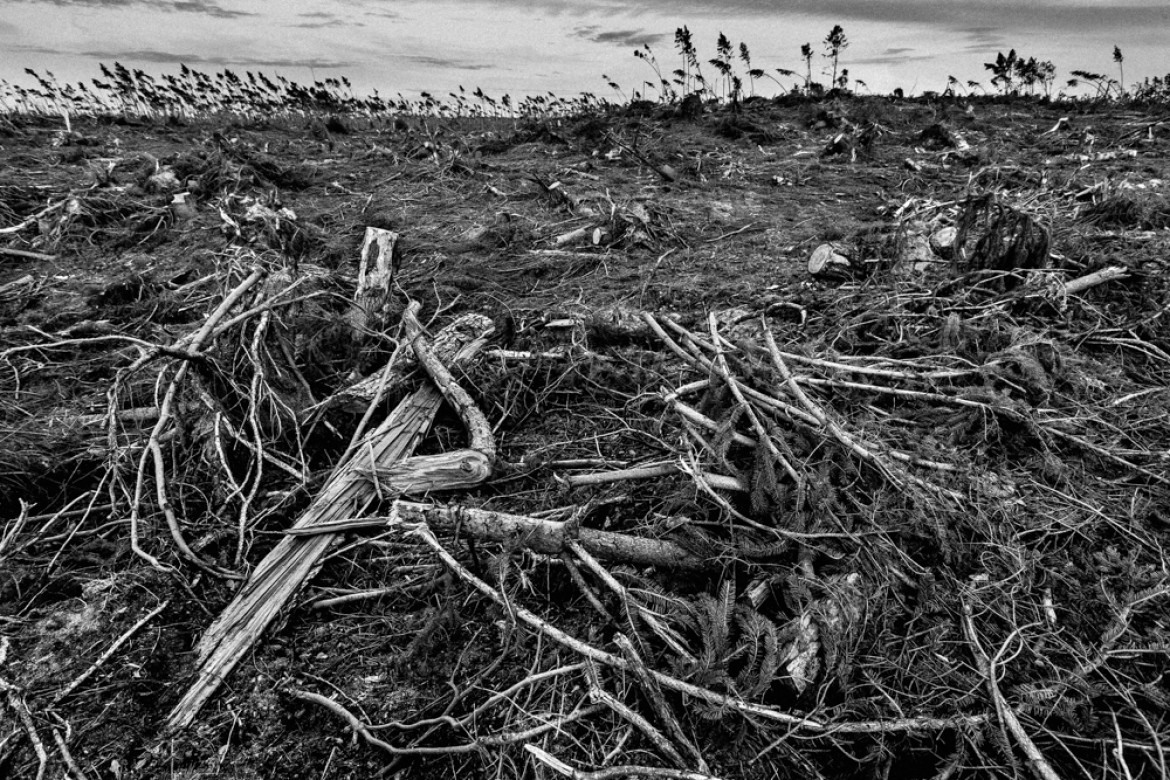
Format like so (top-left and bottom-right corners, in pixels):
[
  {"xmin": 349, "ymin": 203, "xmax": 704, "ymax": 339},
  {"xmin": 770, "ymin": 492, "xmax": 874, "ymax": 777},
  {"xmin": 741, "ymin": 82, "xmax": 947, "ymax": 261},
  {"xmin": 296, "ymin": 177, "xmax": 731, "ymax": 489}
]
[
  {"xmin": 166, "ymin": 307, "xmax": 494, "ymax": 731},
  {"xmin": 319, "ymin": 313, "xmax": 494, "ymax": 414},
  {"xmin": 346, "ymin": 227, "xmax": 399, "ymax": 338},
  {"xmin": 351, "ymin": 300, "xmax": 498, "ymax": 493}
]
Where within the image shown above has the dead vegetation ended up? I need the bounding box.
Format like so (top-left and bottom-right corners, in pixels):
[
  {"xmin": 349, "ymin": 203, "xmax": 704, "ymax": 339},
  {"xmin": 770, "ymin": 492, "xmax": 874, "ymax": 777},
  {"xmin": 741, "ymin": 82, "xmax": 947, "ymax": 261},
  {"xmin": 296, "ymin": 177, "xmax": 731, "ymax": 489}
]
[{"xmin": 2, "ymin": 94, "xmax": 1169, "ymax": 780}]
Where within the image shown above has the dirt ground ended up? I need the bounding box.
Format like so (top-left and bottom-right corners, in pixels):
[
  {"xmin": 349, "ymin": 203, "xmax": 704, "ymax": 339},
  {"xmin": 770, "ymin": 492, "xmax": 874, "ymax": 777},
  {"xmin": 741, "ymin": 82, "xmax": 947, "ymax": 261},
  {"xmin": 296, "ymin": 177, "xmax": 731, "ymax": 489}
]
[{"xmin": 2, "ymin": 95, "xmax": 1169, "ymax": 779}]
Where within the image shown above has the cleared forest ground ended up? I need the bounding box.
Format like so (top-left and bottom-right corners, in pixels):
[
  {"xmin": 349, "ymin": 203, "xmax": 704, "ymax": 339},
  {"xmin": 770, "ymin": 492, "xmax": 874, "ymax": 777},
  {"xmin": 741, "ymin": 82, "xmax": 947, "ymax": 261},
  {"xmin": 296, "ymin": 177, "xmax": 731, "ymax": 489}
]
[{"xmin": 2, "ymin": 95, "xmax": 1169, "ymax": 779}]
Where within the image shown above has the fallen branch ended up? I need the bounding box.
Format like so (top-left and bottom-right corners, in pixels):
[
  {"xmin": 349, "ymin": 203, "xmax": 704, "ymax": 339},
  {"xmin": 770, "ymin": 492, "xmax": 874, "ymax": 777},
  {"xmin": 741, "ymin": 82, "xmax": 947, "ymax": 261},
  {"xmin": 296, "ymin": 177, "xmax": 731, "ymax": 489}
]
[
  {"xmin": 587, "ymin": 681, "xmax": 690, "ymax": 770},
  {"xmin": 645, "ymin": 311, "xmax": 961, "ymax": 499},
  {"xmin": 0, "ymin": 197, "xmax": 70, "ymax": 236},
  {"xmin": 554, "ymin": 224, "xmax": 595, "ymax": 246},
  {"xmin": 0, "ymin": 501, "xmax": 32, "ymax": 561},
  {"xmin": 1063, "ymin": 265, "xmax": 1129, "ymax": 296},
  {"xmin": 559, "ymin": 461, "xmax": 745, "ymax": 492},
  {"xmin": 0, "ymin": 246, "xmax": 57, "ymax": 262},
  {"xmin": 125, "ymin": 266, "xmax": 266, "ymax": 576},
  {"xmin": 402, "ymin": 299, "xmax": 496, "ymax": 467},
  {"xmin": 286, "ymin": 500, "xmax": 707, "ymax": 569},
  {"xmin": 762, "ymin": 326, "xmax": 962, "ymax": 501},
  {"xmin": 0, "ymin": 273, "xmax": 37, "ymax": 299},
  {"xmin": 318, "ymin": 312, "xmax": 493, "ymax": 414},
  {"xmin": 707, "ymin": 312, "xmax": 801, "ymax": 484},
  {"xmin": 0, "ymin": 651, "xmax": 48, "ymax": 780},
  {"xmin": 50, "ymin": 726, "xmax": 89, "ymax": 780},
  {"xmin": 409, "ymin": 521, "xmax": 985, "ymax": 735},
  {"xmin": 288, "ymin": 688, "xmax": 604, "ymax": 756},
  {"xmin": 527, "ymin": 745, "xmax": 724, "ymax": 780},
  {"xmin": 961, "ymin": 602, "xmax": 1061, "ymax": 780},
  {"xmin": 614, "ymin": 634, "xmax": 706, "ymax": 770}
]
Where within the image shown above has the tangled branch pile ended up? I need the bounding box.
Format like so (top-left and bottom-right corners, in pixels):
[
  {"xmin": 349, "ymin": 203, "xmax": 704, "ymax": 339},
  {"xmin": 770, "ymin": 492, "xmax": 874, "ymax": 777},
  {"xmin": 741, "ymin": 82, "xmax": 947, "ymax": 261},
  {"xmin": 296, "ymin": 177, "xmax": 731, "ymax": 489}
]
[{"xmin": 1, "ymin": 96, "xmax": 1168, "ymax": 779}]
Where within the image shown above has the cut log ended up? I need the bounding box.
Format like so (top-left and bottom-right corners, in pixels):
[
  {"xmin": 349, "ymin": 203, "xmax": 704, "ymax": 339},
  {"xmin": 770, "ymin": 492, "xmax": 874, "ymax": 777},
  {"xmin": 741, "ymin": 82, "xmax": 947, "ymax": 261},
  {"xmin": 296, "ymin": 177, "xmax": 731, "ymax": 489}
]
[
  {"xmin": 930, "ymin": 226, "xmax": 958, "ymax": 259},
  {"xmin": 553, "ymin": 224, "xmax": 592, "ymax": 246},
  {"xmin": 584, "ymin": 305, "xmax": 653, "ymax": 340},
  {"xmin": 165, "ymin": 312, "xmax": 493, "ymax": 732},
  {"xmin": 808, "ymin": 242, "xmax": 853, "ymax": 280}
]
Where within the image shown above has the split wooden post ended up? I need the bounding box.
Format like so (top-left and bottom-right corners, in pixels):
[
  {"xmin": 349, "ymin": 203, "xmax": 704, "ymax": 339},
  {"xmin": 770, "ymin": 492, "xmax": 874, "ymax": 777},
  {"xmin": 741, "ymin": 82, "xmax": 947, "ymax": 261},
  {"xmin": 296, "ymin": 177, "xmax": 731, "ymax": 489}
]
[{"xmin": 347, "ymin": 227, "xmax": 398, "ymax": 338}]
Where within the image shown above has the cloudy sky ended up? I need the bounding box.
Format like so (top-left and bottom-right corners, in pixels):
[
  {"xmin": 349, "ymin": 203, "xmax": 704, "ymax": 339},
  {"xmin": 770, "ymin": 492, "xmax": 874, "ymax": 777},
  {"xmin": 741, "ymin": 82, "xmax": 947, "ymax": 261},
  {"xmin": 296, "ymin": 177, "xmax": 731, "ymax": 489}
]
[{"xmin": 2, "ymin": 0, "xmax": 1166, "ymax": 101}]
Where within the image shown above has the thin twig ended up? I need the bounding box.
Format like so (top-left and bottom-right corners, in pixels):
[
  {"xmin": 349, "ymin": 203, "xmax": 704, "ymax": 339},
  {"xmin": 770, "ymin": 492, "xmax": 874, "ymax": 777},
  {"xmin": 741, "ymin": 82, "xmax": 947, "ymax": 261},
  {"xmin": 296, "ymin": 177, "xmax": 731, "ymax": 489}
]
[
  {"xmin": 526, "ymin": 744, "xmax": 726, "ymax": 780},
  {"xmin": 289, "ymin": 688, "xmax": 603, "ymax": 755},
  {"xmin": 52, "ymin": 599, "xmax": 170, "ymax": 704},
  {"xmin": 961, "ymin": 601, "xmax": 1062, "ymax": 780},
  {"xmin": 0, "ymin": 683, "xmax": 47, "ymax": 780},
  {"xmin": 0, "ymin": 246, "xmax": 57, "ymax": 261},
  {"xmin": 410, "ymin": 521, "xmax": 983, "ymax": 734},
  {"xmin": 51, "ymin": 726, "xmax": 90, "ymax": 780}
]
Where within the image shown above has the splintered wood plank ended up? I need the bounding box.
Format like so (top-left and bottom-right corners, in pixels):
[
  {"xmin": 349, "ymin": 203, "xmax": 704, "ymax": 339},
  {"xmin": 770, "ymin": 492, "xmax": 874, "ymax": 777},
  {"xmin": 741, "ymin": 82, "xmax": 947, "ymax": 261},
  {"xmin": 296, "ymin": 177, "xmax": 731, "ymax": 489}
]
[{"xmin": 167, "ymin": 323, "xmax": 491, "ymax": 731}]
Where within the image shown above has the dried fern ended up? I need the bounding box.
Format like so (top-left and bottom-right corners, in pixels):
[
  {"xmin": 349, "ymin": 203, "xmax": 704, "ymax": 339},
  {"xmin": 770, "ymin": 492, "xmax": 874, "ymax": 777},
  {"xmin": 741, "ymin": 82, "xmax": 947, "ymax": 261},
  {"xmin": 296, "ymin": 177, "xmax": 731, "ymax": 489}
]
[{"xmin": 734, "ymin": 607, "xmax": 783, "ymax": 698}]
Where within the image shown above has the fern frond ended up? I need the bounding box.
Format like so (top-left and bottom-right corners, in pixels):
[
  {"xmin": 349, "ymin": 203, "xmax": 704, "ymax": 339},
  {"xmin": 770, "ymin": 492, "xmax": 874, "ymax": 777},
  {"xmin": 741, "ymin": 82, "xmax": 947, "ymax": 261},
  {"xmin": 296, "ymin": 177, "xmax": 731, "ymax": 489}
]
[
  {"xmin": 750, "ymin": 611, "xmax": 783, "ymax": 698},
  {"xmin": 710, "ymin": 405, "xmax": 744, "ymax": 466},
  {"xmin": 1130, "ymin": 583, "xmax": 1170, "ymax": 606},
  {"xmin": 694, "ymin": 594, "xmax": 720, "ymax": 672},
  {"xmin": 749, "ymin": 437, "xmax": 780, "ymax": 516},
  {"xmin": 1015, "ymin": 683, "xmax": 1061, "ymax": 704},
  {"xmin": 734, "ymin": 608, "xmax": 766, "ymax": 694}
]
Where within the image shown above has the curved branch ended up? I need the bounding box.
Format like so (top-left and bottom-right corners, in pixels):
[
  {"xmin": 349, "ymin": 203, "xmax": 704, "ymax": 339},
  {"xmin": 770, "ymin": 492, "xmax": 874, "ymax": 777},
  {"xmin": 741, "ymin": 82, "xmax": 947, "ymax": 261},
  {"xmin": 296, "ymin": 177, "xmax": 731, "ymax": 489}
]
[{"xmin": 402, "ymin": 301, "xmax": 496, "ymax": 467}]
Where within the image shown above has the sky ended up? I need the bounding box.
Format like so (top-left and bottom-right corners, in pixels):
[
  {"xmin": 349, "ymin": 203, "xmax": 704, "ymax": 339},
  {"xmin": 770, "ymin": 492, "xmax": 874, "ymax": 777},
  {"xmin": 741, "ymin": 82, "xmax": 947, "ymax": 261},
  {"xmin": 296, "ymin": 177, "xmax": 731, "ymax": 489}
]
[{"xmin": 1, "ymin": 0, "xmax": 1166, "ymax": 102}]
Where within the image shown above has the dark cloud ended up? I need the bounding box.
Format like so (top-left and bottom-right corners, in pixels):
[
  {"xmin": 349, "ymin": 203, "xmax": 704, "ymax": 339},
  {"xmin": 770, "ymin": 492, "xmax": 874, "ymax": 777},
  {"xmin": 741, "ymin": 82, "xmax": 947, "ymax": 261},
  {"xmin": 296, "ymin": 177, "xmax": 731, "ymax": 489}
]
[
  {"xmin": 8, "ymin": 43, "xmax": 70, "ymax": 55},
  {"xmin": 404, "ymin": 55, "xmax": 493, "ymax": 71},
  {"xmin": 765, "ymin": 0, "xmax": 1166, "ymax": 29},
  {"xmin": 290, "ymin": 10, "xmax": 365, "ymax": 27},
  {"xmin": 77, "ymin": 49, "xmax": 355, "ymax": 68},
  {"xmin": 169, "ymin": 0, "xmax": 249, "ymax": 17},
  {"xmin": 960, "ymin": 26, "xmax": 1006, "ymax": 47},
  {"xmin": 11, "ymin": 0, "xmax": 252, "ymax": 18},
  {"xmin": 473, "ymin": 0, "xmax": 1167, "ymax": 32},
  {"xmin": 573, "ymin": 25, "xmax": 667, "ymax": 48},
  {"xmin": 290, "ymin": 18, "xmax": 361, "ymax": 29},
  {"xmin": 850, "ymin": 53, "xmax": 935, "ymax": 66}
]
